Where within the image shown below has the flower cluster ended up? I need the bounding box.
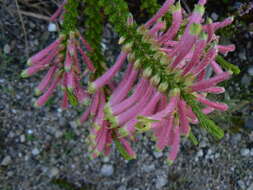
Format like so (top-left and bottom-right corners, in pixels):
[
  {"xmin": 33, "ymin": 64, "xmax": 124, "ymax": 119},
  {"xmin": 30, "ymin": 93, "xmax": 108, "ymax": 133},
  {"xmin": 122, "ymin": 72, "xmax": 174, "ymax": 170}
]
[
  {"xmin": 22, "ymin": 0, "xmax": 237, "ymax": 163},
  {"xmin": 85, "ymin": 0, "xmax": 235, "ymax": 163},
  {"xmin": 21, "ymin": 30, "xmax": 95, "ymax": 108}
]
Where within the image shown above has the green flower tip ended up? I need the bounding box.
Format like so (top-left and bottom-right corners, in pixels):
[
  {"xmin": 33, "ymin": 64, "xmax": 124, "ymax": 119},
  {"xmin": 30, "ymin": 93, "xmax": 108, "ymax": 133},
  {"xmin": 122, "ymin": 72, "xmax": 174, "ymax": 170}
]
[
  {"xmin": 166, "ymin": 159, "xmax": 174, "ymax": 166},
  {"xmin": 87, "ymin": 82, "xmax": 96, "ymax": 94},
  {"xmin": 190, "ymin": 23, "xmax": 202, "ymax": 36},
  {"xmin": 27, "ymin": 59, "xmax": 32, "ymax": 66},
  {"xmin": 171, "ymin": 1, "xmax": 181, "ymax": 12},
  {"xmin": 34, "ymin": 88, "xmax": 42, "ymax": 96},
  {"xmin": 34, "ymin": 101, "xmax": 41, "ymax": 108},
  {"xmin": 118, "ymin": 128, "xmax": 129, "ymax": 137},
  {"xmin": 21, "ymin": 70, "xmax": 29, "ymax": 78},
  {"xmin": 194, "ymin": 4, "xmax": 205, "ymax": 15},
  {"xmin": 64, "ymin": 65, "xmax": 71, "ymax": 72},
  {"xmin": 199, "ymin": 31, "xmax": 208, "ymax": 40},
  {"xmin": 137, "ymin": 115, "xmax": 158, "ymax": 124}
]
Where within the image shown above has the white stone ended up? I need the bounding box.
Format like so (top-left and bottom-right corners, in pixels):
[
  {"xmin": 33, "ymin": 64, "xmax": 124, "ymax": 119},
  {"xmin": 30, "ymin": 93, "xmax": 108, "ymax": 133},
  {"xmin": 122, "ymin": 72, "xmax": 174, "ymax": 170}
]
[
  {"xmin": 250, "ymin": 149, "xmax": 253, "ymax": 156},
  {"xmin": 153, "ymin": 151, "xmax": 163, "ymax": 158},
  {"xmin": 156, "ymin": 176, "xmax": 168, "ymax": 189},
  {"xmin": 20, "ymin": 135, "xmax": 25, "ymax": 143},
  {"xmin": 240, "ymin": 148, "xmax": 250, "ymax": 156},
  {"xmin": 32, "ymin": 148, "xmax": 40, "ymax": 156},
  {"xmin": 211, "ymin": 12, "xmax": 219, "ymax": 21},
  {"xmin": 248, "ymin": 66, "xmax": 253, "ymax": 76},
  {"xmin": 101, "ymin": 164, "xmax": 114, "ymax": 176},
  {"xmin": 1, "ymin": 156, "xmax": 11, "ymax": 166},
  {"xmin": 48, "ymin": 167, "xmax": 59, "ymax": 178},
  {"xmin": 48, "ymin": 23, "xmax": 57, "ymax": 32},
  {"xmin": 196, "ymin": 149, "xmax": 203, "ymax": 157},
  {"xmin": 3, "ymin": 44, "xmax": 11, "ymax": 54},
  {"xmin": 247, "ymin": 182, "xmax": 253, "ymax": 190}
]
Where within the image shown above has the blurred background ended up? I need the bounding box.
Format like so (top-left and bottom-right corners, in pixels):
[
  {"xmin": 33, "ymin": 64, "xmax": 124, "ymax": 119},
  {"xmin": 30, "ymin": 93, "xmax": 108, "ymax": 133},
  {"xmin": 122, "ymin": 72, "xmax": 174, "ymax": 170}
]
[{"xmin": 0, "ymin": 0, "xmax": 253, "ymax": 189}]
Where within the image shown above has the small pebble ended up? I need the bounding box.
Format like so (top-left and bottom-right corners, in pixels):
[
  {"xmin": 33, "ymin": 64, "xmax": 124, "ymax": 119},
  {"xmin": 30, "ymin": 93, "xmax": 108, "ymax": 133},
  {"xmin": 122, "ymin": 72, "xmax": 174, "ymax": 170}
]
[
  {"xmin": 117, "ymin": 185, "xmax": 127, "ymax": 190},
  {"xmin": 196, "ymin": 149, "xmax": 203, "ymax": 157},
  {"xmin": 101, "ymin": 164, "xmax": 114, "ymax": 176},
  {"xmin": 248, "ymin": 66, "xmax": 253, "ymax": 76},
  {"xmin": 48, "ymin": 23, "xmax": 57, "ymax": 32},
  {"xmin": 247, "ymin": 182, "xmax": 253, "ymax": 190},
  {"xmin": 250, "ymin": 149, "xmax": 253, "ymax": 156},
  {"xmin": 32, "ymin": 148, "xmax": 40, "ymax": 156},
  {"xmin": 240, "ymin": 148, "xmax": 250, "ymax": 156},
  {"xmin": 211, "ymin": 12, "xmax": 219, "ymax": 21},
  {"xmin": 155, "ymin": 176, "xmax": 168, "ymax": 189},
  {"xmin": 48, "ymin": 167, "xmax": 59, "ymax": 178},
  {"xmin": 153, "ymin": 151, "xmax": 163, "ymax": 158},
  {"xmin": 143, "ymin": 164, "xmax": 155, "ymax": 173},
  {"xmin": 54, "ymin": 130, "xmax": 63, "ymax": 138},
  {"xmin": 20, "ymin": 135, "xmax": 25, "ymax": 143},
  {"xmin": 238, "ymin": 180, "xmax": 246, "ymax": 189},
  {"xmin": 3, "ymin": 44, "xmax": 11, "ymax": 54},
  {"xmin": 1, "ymin": 156, "xmax": 12, "ymax": 166}
]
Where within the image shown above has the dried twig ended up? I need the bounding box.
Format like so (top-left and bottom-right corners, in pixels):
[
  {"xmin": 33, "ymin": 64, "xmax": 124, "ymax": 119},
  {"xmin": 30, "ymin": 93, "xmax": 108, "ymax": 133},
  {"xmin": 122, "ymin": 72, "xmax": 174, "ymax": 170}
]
[
  {"xmin": 15, "ymin": 0, "xmax": 29, "ymax": 57},
  {"xmin": 18, "ymin": 10, "xmax": 51, "ymax": 21}
]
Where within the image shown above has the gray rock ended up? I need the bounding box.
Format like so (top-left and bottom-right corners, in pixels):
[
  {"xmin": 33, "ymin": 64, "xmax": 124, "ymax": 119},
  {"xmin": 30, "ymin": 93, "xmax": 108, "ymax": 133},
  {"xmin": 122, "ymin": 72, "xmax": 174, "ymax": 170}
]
[
  {"xmin": 247, "ymin": 182, "xmax": 253, "ymax": 190},
  {"xmin": 241, "ymin": 75, "xmax": 251, "ymax": 87},
  {"xmin": 143, "ymin": 164, "xmax": 155, "ymax": 173},
  {"xmin": 211, "ymin": 12, "xmax": 219, "ymax": 21},
  {"xmin": 48, "ymin": 23, "xmax": 57, "ymax": 32},
  {"xmin": 239, "ymin": 50, "xmax": 247, "ymax": 60},
  {"xmin": 3, "ymin": 44, "xmax": 11, "ymax": 54},
  {"xmin": 1, "ymin": 156, "xmax": 12, "ymax": 166},
  {"xmin": 32, "ymin": 148, "xmax": 40, "ymax": 156},
  {"xmin": 48, "ymin": 167, "xmax": 59, "ymax": 178},
  {"xmin": 117, "ymin": 185, "xmax": 127, "ymax": 190},
  {"xmin": 250, "ymin": 149, "xmax": 253, "ymax": 156},
  {"xmin": 238, "ymin": 180, "xmax": 246, "ymax": 189},
  {"xmin": 196, "ymin": 149, "xmax": 204, "ymax": 157},
  {"xmin": 20, "ymin": 135, "xmax": 25, "ymax": 143},
  {"xmin": 240, "ymin": 148, "xmax": 250, "ymax": 156},
  {"xmin": 245, "ymin": 117, "xmax": 253, "ymax": 130},
  {"xmin": 153, "ymin": 151, "xmax": 163, "ymax": 158},
  {"xmin": 54, "ymin": 130, "xmax": 63, "ymax": 138},
  {"xmin": 101, "ymin": 164, "xmax": 114, "ymax": 176},
  {"xmin": 231, "ymin": 134, "xmax": 242, "ymax": 144},
  {"xmin": 156, "ymin": 176, "xmax": 168, "ymax": 189},
  {"xmin": 248, "ymin": 66, "xmax": 253, "ymax": 76}
]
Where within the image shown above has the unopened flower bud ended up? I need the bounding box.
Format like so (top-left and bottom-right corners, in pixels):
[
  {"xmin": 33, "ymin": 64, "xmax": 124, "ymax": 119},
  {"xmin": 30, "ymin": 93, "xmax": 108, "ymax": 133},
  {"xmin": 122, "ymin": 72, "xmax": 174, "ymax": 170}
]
[
  {"xmin": 118, "ymin": 36, "xmax": 126, "ymax": 45},
  {"xmin": 150, "ymin": 74, "xmax": 161, "ymax": 86},
  {"xmin": 158, "ymin": 82, "xmax": 169, "ymax": 92},
  {"xmin": 143, "ymin": 67, "xmax": 153, "ymax": 78}
]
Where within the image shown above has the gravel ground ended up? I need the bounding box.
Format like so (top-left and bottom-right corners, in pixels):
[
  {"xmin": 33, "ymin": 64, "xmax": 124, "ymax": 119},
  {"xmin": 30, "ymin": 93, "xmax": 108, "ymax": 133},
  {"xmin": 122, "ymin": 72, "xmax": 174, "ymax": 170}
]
[{"xmin": 1, "ymin": 1, "xmax": 253, "ymax": 190}]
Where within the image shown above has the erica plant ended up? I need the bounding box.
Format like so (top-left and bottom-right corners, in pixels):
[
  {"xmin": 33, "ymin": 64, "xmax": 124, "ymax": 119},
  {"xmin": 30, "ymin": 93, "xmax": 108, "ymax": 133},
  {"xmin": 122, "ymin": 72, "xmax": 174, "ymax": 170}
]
[{"xmin": 21, "ymin": 0, "xmax": 239, "ymax": 164}]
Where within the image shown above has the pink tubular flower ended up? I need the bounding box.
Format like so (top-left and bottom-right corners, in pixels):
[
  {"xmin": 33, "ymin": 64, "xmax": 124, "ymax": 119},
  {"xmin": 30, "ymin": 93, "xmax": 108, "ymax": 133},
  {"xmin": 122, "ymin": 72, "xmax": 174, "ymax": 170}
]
[{"xmin": 49, "ymin": 0, "xmax": 67, "ymax": 22}]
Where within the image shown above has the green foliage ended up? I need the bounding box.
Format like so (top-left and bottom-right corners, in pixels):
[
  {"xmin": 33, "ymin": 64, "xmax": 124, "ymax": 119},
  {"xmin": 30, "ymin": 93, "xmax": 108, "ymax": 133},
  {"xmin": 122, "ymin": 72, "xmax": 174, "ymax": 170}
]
[
  {"xmin": 99, "ymin": 0, "xmax": 187, "ymax": 92},
  {"xmin": 216, "ymin": 55, "xmax": 240, "ymax": 75},
  {"xmin": 114, "ymin": 139, "xmax": 135, "ymax": 160},
  {"xmin": 62, "ymin": 0, "xmax": 79, "ymax": 34},
  {"xmin": 83, "ymin": 0, "xmax": 106, "ymax": 77},
  {"xmin": 183, "ymin": 93, "xmax": 224, "ymax": 140},
  {"xmin": 140, "ymin": 0, "xmax": 160, "ymax": 16}
]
